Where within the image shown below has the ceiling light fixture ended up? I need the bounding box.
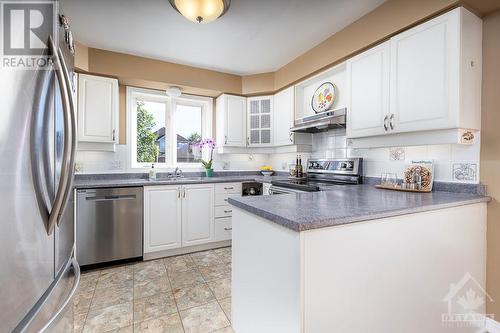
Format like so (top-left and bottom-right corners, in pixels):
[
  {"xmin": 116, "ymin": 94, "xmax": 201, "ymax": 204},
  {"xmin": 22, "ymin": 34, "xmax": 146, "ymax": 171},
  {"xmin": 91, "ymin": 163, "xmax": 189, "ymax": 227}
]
[{"xmin": 169, "ymin": 0, "xmax": 230, "ymax": 24}]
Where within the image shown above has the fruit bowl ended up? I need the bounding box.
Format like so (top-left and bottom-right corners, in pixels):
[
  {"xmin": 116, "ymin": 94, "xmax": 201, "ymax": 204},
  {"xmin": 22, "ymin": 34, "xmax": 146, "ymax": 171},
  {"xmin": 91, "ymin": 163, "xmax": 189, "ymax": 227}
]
[{"xmin": 261, "ymin": 171, "xmax": 274, "ymax": 176}]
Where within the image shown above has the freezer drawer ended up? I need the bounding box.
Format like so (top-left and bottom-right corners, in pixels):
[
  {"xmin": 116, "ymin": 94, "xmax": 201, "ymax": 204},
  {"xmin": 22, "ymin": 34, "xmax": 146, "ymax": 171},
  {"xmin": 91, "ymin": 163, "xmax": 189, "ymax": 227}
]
[
  {"xmin": 76, "ymin": 187, "xmax": 143, "ymax": 266},
  {"xmin": 16, "ymin": 257, "xmax": 80, "ymax": 333}
]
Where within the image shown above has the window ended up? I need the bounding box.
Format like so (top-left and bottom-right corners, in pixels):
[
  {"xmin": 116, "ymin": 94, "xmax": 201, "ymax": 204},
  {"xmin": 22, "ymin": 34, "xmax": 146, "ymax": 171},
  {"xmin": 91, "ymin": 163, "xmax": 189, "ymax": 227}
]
[
  {"xmin": 128, "ymin": 87, "xmax": 212, "ymax": 168},
  {"xmin": 174, "ymin": 102, "xmax": 202, "ymax": 163},
  {"xmin": 137, "ymin": 100, "xmax": 167, "ymax": 163}
]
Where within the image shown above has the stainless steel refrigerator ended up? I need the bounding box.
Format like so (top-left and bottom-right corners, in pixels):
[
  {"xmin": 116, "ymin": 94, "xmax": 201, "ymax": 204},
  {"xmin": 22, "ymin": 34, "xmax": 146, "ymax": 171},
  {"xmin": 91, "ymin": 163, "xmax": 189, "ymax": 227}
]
[{"xmin": 0, "ymin": 4, "xmax": 79, "ymax": 333}]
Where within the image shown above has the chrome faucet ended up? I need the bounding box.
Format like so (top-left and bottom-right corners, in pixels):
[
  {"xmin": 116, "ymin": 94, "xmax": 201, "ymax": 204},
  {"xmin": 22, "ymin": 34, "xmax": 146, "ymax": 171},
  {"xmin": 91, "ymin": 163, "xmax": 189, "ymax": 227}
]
[{"xmin": 168, "ymin": 167, "xmax": 183, "ymax": 178}]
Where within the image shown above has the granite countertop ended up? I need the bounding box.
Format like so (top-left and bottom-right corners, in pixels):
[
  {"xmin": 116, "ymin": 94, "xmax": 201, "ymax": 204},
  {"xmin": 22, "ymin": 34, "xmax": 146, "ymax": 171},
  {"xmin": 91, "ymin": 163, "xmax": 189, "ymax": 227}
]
[
  {"xmin": 73, "ymin": 173, "xmax": 288, "ymax": 189},
  {"xmin": 227, "ymin": 185, "xmax": 490, "ymax": 232}
]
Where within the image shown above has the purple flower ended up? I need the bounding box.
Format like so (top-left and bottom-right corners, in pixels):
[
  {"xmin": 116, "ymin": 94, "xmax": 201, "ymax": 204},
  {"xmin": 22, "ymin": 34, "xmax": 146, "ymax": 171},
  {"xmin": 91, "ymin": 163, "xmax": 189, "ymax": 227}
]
[{"xmin": 197, "ymin": 138, "xmax": 216, "ymax": 149}]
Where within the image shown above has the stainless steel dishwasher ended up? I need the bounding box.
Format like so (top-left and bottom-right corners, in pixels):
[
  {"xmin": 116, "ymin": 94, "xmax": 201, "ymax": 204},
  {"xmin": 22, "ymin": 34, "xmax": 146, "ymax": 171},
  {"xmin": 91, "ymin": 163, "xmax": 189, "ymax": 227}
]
[{"xmin": 76, "ymin": 187, "xmax": 143, "ymax": 266}]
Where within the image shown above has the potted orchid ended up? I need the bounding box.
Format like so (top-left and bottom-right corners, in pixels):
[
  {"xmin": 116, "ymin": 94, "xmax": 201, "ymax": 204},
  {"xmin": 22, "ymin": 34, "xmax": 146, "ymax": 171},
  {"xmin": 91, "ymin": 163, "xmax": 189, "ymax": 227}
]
[{"xmin": 195, "ymin": 138, "xmax": 216, "ymax": 177}]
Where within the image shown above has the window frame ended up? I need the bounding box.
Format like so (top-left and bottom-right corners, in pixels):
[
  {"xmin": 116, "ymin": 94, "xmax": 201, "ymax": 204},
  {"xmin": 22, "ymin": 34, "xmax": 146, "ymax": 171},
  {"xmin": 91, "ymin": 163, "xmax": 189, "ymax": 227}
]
[{"xmin": 127, "ymin": 87, "xmax": 213, "ymax": 170}]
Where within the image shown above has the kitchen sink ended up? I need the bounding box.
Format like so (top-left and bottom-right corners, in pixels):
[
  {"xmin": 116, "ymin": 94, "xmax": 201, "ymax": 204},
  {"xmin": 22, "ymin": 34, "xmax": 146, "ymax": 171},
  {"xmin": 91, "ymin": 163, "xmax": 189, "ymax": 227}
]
[{"xmin": 153, "ymin": 177, "xmax": 205, "ymax": 182}]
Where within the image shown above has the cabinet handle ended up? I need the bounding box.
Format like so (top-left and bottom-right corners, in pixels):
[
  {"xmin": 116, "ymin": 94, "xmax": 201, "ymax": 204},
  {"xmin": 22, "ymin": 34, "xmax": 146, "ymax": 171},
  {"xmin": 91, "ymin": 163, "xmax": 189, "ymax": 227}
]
[
  {"xmin": 224, "ymin": 135, "xmax": 227, "ymax": 145},
  {"xmin": 246, "ymin": 137, "xmax": 250, "ymax": 146},
  {"xmin": 182, "ymin": 188, "xmax": 186, "ymax": 198},
  {"xmin": 224, "ymin": 187, "xmax": 234, "ymax": 190},
  {"xmin": 389, "ymin": 114, "xmax": 395, "ymax": 130},
  {"xmin": 224, "ymin": 198, "xmax": 228, "ymax": 202},
  {"xmin": 112, "ymin": 129, "xmax": 116, "ymax": 142},
  {"xmin": 177, "ymin": 188, "xmax": 181, "ymax": 198},
  {"xmin": 383, "ymin": 115, "xmax": 389, "ymax": 131},
  {"xmin": 289, "ymin": 132, "xmax": 293, "ymax": 143},
  {"xmin": 224, "ymin": 210, "xmax": 232, "ymax": 213},
  {"xmin": 224, "ymin": 227, "xmax": 232, "ymax": 231}
]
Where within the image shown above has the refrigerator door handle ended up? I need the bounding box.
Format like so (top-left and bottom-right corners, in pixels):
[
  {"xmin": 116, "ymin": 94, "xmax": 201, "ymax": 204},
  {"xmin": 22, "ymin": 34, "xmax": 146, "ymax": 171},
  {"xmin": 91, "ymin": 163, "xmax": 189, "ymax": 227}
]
[
  {"xmin": 31, "ymin": 61, "xmax": 55, "ymax": 234},
  {"xmin": 55, "ymin": 42, "xmax": 77, "ymax": 226},
  {"xmin": 46, "ymin": 36, "xmax": 74, "ymax": 234},
  {"xmin": 38, "ymin": 258, "xmax": 80, "ymax": 333}
]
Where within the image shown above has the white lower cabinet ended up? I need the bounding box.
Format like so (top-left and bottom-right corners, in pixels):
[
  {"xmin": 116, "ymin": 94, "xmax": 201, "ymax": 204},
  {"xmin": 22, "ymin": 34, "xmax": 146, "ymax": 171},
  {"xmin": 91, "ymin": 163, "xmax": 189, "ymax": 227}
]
[
  {"xmin": 213, "ymin": 182, "xmax": 240, "ymax": 243},
  {"xmin": 215, "ymin": 217, "xmax": 232, "ymax": 242},
  {"xmin": 181, "ymin": 184, "xmax": 214, "ymax": 247},
  {"xmin": 144, "ymin": 183, "xmax": 236, "ymax": 255},
  {"xmin": 143, "ymin": 185, "xmax": 182, "ymax": 253}
]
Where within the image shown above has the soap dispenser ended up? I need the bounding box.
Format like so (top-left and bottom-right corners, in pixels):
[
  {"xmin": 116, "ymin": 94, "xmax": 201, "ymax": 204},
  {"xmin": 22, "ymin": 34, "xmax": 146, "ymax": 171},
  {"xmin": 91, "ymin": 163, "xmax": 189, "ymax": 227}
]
[{"xmin": 149, "ymin": 164, "xmax": 156, "ymax": 180}]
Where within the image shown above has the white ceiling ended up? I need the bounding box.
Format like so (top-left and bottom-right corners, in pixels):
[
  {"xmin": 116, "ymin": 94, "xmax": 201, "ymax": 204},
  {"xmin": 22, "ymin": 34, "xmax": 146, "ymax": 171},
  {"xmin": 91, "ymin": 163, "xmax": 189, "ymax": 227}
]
[{"xmin": 62, "ymin": 0, "xmax": 385, "ymax": 75}]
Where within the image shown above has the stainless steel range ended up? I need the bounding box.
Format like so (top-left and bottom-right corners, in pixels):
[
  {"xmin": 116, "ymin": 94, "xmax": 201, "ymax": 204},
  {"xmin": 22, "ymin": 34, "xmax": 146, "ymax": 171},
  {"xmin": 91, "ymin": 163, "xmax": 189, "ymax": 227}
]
[{"xmin": 269, "ymin": 158, "xmax": 363, "ymax": 194}]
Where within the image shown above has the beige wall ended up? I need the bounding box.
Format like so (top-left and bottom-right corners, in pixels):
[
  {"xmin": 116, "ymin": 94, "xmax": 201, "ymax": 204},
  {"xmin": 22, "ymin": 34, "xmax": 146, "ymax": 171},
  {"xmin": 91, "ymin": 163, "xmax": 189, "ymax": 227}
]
[
  {"xmin": 118, "ymin": 84, "xmax": 126, "ymax": 145},
  {"xmin": 241, "ymin": 73, "xmax": 275, "ymax": 95},
  {"xmin": 75, "ymin": 0, "xmax": 500, "ymax": 96},
  {"xmin": 244, "ymin": 0, "xmax": 500, "ymax": 92},
  {"xmin": 480, "ymin": 9, "xmax": 500, "ymax": 319},
  {"xmin": 274, "ymin": 0, "xmax": 461, "ymax": 90},
  {"xmin": 74, "ymin": 42, "xmax": 89, "ymax": 71},
  {"xmin": 87, "ymin": 48, "xmax": 242, "ymax": 96}
]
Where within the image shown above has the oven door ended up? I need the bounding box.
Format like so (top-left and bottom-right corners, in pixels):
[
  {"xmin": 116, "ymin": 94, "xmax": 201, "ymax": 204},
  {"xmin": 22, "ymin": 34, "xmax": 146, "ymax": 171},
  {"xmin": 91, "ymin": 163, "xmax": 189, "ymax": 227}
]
[{"xmin": 268, "ymin": 185, "xmax": 306, "ymax": 195}]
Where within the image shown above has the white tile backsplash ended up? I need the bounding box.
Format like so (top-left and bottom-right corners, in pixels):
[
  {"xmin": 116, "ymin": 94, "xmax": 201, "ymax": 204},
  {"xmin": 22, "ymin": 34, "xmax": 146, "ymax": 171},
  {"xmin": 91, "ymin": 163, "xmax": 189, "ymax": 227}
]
[
  {"xmin": 75, "ymin": 144, "xmax": 270, "ymax": 174},
  {"xmin": 77, "ymin": 127, "xmax": 481, "ymax": 184},
  {"xmin": 269, "ymin": 128, "xmax": 481, "ymax": 183}
]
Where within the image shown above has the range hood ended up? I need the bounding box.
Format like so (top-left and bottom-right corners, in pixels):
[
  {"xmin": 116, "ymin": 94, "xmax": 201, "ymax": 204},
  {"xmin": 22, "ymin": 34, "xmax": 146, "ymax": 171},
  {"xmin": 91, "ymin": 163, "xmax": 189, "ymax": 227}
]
[{"xmin": 290, "ymin": 107, "xmax": 346, "ymax": 133}]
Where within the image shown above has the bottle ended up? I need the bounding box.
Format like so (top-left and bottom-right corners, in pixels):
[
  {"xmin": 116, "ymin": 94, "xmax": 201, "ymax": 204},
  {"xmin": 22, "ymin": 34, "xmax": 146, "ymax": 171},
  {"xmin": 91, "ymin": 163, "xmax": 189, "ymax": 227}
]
[
  {"xmin": 149, "ymin": 164, "xmax": 156, "ymax": 180},
  {"xmin": 297, "ymin": 155, "xmax": 303, "ymax": 178},
  {"xmin": 295, "ymin": 155, "xmax": 300, "ymax": 178}
]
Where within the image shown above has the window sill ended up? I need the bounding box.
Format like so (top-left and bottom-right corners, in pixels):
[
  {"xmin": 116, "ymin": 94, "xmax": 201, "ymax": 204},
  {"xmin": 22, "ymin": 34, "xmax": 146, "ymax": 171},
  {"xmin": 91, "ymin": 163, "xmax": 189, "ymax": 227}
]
[{"xmin": 131, "ymin": 165, "xmax": 204, "ymax": 171}]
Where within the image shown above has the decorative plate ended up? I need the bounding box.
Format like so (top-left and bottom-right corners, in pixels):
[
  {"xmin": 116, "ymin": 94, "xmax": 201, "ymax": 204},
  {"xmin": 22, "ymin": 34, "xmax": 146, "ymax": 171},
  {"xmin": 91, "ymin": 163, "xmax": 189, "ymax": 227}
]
[{"xmin": 311, "ymin": 82, "xmax": 336, "ymax": 113}]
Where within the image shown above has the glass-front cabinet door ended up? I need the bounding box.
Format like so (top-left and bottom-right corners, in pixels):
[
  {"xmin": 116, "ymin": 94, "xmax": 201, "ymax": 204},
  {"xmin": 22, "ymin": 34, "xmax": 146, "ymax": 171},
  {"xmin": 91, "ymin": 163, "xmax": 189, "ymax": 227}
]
[{"xmin": 247, "ymin": 96, "xmax": 273, "ymax": 147}]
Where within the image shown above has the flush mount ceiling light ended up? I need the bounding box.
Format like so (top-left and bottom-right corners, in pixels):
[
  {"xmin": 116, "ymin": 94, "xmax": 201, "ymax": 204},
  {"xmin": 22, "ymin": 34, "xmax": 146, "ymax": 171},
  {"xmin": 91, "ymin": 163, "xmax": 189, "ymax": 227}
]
[
  {"xmin": 169, "ymin": 0, "xmax": 230, "ymax": 24},
  {"xmin": 166, "ymin": 86, "xmax": 182, "ymax": 97}
]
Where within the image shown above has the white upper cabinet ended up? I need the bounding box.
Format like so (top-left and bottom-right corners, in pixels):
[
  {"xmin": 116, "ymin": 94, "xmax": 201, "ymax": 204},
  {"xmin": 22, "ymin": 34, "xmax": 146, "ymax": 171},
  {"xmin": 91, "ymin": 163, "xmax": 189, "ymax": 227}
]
[
  {"xmin": 390, "ymin": 8, "xmax": 459, "ymax": 133},
  {"xmin": 346, "ymin": 41, "xmax": 390, "ymax": 138},
  {"xmin": 247, "ymin": 96, "xmax": 273, "ymax": 147},
  {"xmin": 346, "ymin": 7, "xmax": 482, "ymax": 140},
  {"xmin": 216, "ymin": 94, "xmax": 247, "ymax": 147},
  {"xmin": 273, "ymin": 87, "xmax": 295, "ymax": 146},
  {"xmin": 77, "ymin": 74, "xmax": 119, "ymax": 143}
]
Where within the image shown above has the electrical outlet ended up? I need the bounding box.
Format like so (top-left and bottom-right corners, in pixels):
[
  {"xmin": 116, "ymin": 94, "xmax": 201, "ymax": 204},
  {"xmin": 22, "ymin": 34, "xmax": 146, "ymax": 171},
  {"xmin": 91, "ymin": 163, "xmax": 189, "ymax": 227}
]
[
  {"xmin": 110, "ymin": 160, "xmax": 122, "ymax": 170},
  {"xmin": 74, "ymin": 163, "xmax": 82, "ymax": 173},
  {"xmin": 223, "ymin": 162, "xmax": 230, "ymax": 170},
  {"xmin": 389, "ymin": 147, "xmax": 406, "ymax": 161}
]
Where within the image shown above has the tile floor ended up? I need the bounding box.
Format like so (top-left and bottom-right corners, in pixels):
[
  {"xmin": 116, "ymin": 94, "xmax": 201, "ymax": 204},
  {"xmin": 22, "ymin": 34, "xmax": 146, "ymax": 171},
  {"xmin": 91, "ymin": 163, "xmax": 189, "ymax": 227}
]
[{"xmin": 75, "ymin": 247, "xmax": 233, "ymax": 333}]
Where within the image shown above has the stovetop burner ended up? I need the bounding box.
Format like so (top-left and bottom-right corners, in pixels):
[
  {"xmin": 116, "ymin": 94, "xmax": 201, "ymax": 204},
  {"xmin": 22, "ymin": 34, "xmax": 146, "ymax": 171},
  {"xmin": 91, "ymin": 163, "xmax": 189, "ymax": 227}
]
[
  {"xmin": 271, "ymin": 158, "xmax": 363, "ymax": 192},
  {"xmin": 271, "ymin": 180, "xmax": 321, "ymax": 192}
]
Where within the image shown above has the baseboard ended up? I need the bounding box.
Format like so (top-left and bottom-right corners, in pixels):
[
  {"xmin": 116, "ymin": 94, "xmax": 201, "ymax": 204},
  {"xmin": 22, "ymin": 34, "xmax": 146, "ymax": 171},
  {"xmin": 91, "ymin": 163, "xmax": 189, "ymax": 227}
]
[
  {"xmin": 486, "ymin": 318, "xmax": 500, "ymax": 333},
  {"xmin": 143, "ymin": 240, "xmax": 231, "ymax": 260}
]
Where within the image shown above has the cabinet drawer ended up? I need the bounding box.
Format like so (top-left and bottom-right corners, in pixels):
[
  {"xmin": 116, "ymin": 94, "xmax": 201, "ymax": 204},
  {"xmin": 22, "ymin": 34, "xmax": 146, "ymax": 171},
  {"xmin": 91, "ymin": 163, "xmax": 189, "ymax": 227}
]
[
  {"xmin": 215, "ymin": 182, "xmax": 242, "ymax": 194},
  {"xmin": 215, "ymin": 217, "xmax": 232, "ymax": 241},
  {"xmin": 215, "ymin": 193, "xmax": 241, "ymax": 206},
  {"xmin": 215, "ymin": 205, "xmax": 233, "ymax": 218}
]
